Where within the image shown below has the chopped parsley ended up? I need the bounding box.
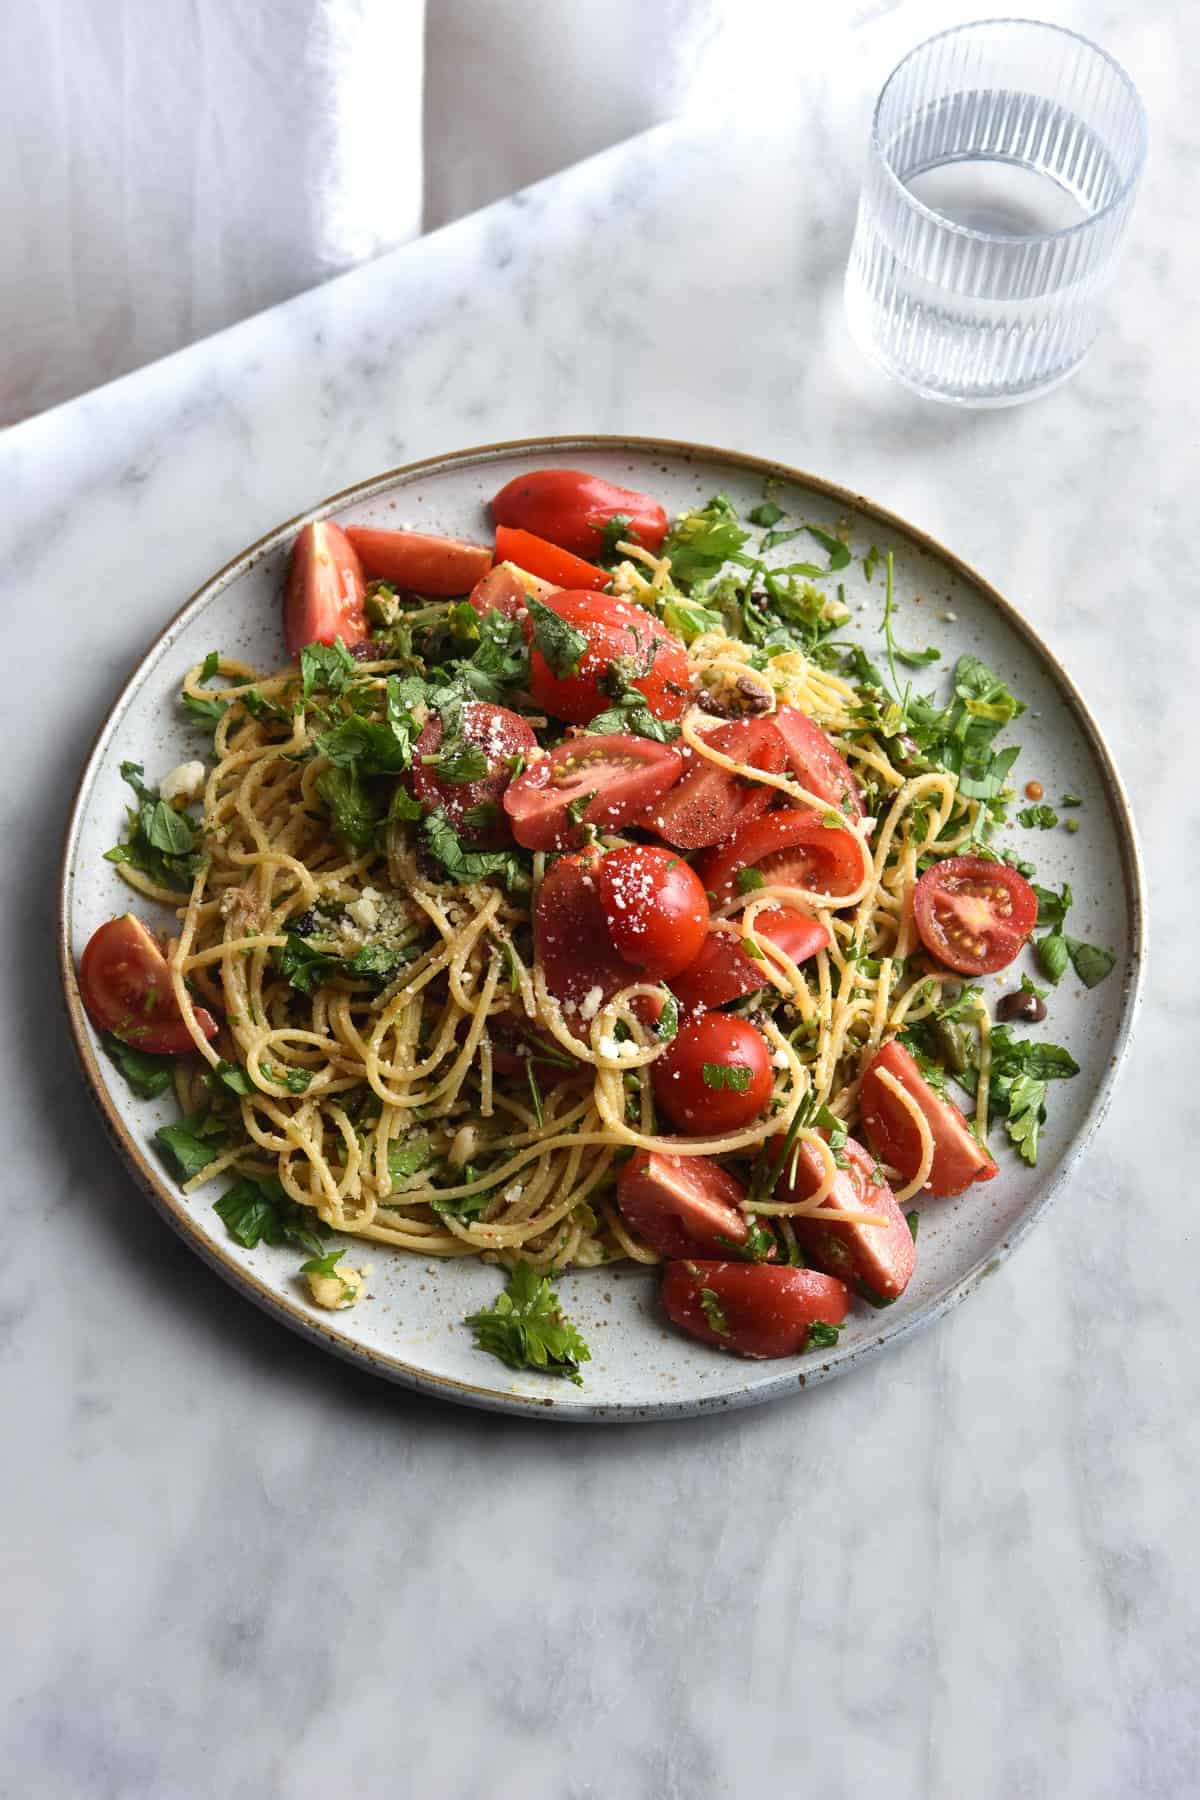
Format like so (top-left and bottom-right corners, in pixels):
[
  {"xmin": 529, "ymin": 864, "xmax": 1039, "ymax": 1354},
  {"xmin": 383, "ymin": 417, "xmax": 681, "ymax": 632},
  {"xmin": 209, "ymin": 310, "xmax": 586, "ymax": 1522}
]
[
  {"xmin": 465, "ymin": 1263, "xmax": 591, "ymax": 1385},
  {"xmin": 698, "ymin": 1287, "xmax": 731, "ymax": 1337},
  {"xmin": 527, "ymin": 594, "xmax": 587, "ymax": 678},
  {"xmin": 102, "ymin": 1035, "xmax": 174, "ymax": 1099},
  {"xmin": 702, "ymin": 1062, "xmax": 753, "ymax": 1093},
  {"xmin": 214, "ymin": 1174, "xmax": 328, "ymax": 1257},
  {"xmin": 1017, "ymin": 804, "xmax": 1059, "ymax": 829},
  {"xmin": 103, "ymin": 761, "xmax": 205, "ymax": 892},
  {"xmin": 803, "ymin": 1320, "xmax": 841, "ymax": 1353}
]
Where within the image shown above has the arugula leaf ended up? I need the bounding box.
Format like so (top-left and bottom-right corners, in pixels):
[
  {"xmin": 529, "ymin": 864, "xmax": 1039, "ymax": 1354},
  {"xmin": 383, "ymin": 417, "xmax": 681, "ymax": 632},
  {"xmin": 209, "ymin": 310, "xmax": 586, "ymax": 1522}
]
[
  {"xmin": 527, "ymin": 595, "xmax": 587, "ymax": 678},
  {"xmin": 803, "ymin": 1320, "xmax": 841, "ymax": 1352},
  {"xmin": 1018, "ymin": 804, "xmax": 1059, "ymax": 829},
  {"xmin": 300, "ymin": 638, "xmax": 356, "ymax": 700},
  {"xmin": 662, "ymin": 495, "xmax": 750, "ymax": 585},
  {"xmin": 213, "ymin": 1174, "xmax": 328, "ymax": 1257},
  {"xmin": 155, "ymin": 1121, "xmax": 220, "ymax": 1182},
  {"xmin": 102, "ymin": 1035, "xmax": 174, "ymax": 1099},
  {"xmin": 698, "ymin": 1287, "xmax": 731, "ymax": 1337},
  {"xmin": 464, "ymin": 1263, "xmax": 591, "ymax": 1385},
  {"xmin": 702, "ymin": 1062, "xmax": 752, "ymax": 1093},
  {"xmin": 422, "ymin": 810, "xmax": 528, "ymax": 891}
]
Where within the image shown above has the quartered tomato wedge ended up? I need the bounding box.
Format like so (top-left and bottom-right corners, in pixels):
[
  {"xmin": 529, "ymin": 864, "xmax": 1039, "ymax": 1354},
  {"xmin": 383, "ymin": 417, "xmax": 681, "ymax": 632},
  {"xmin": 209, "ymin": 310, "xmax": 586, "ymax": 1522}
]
[
  {"xmin": 524, "ymin": 590, "xmax": 690, "ymax": 725},
  {"xmin": 771, "ymin": 707, "xmax": 865, "ymax": 819},
  {"xmin": 771, "ymin": 1131, "xmax": 915, "ymax": 1302},
  {"xmin": 411, "ymin": 701, "xmax": 536, "ymax": 847},
  {"xmin": 345, "ymin": 527, "xmax": 492, "ymax": 595},
  {"xmin": 670, "ymin": 908, "xmax": 829, "ymax": 1014},
  {"xmin": 467, "ymin": 565, "xmax": 533, "ymax": 621},
  {"xmin": 283, "ymin": 521, "xmax": 367, "ymax": 657},
  {"xmin": 79, "ymin": 915, "xmax": 218, "ymax": 1054},
  {"xmin": 651, "ymin": 1013, "xmax": 774, "ymax": 1134},
  {"xmin": 503, "ymin": 734, "xmax": 682, "ymax": 851},
  {"xmin": 616, "ymin": 1151, "xmax": 759, "ymax": 1259},
  {"xmin": 859, "ymin": 1040, "xmax": 998, "ymax": 1198},
  {"xmin": 492, "ymin": 468, "xmax": 669, "ymax": 556},
  {"xmin": 638, "ymin": 717, "xmax": 786, "ymax": 849},
  {"xmin": 696, "ymin": 809, "xmax": 865, "ymax": 908},
  {"xmin": 494, "ymin": 526, "xmax": 606, "ymax": 592},
  {"xmin": 912, "ymin": 855, "xmax": 1037, "ymax": 975},
  {"xmin": 596, "ymin": 845, "xmax": 709, "ymax": 979},
  {"xmin": 660, "ymin": 1261, "xmax": 849, "ymax": 1359},
  {"xmin": 533, "ymin": 849, "xmax": 639, "ymax": 1015}
]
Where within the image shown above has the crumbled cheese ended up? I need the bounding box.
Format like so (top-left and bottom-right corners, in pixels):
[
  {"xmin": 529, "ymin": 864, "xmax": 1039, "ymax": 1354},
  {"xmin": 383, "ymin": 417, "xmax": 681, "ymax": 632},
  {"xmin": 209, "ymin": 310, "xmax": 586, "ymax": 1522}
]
[
  {"xmin": 578, "ymin": 984, "xmax": 605, "ymax": 1022},
  {"xmin": 307, "ymin": 1263, "xmax": 366, "ymax": 1310},
  {"xmin": 502, "ymin": 1183, "xmax": 524, "ymax": 1204},
  {"xmin": 449, "ymin": 1125, "xmax": 478, "ymax": 1168},
  {"xmin": 771, "ymin": 1050, "xmax": 789, "ymax": 1069},
  {"xmin": 597, "ymin": 1034, "xmax": 641, "ymax": 1062},
  {"xmin": 345, "ymin": 893, "xmax": 380, "ymax": 932},
  {"xmin": 160, "ymin": 760, "xmax": 206, "ymax": 805}
]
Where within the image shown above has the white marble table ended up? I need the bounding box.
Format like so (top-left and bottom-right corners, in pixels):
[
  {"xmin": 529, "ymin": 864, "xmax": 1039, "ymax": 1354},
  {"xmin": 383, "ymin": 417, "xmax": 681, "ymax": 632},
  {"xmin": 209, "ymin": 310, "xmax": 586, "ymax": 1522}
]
[{"xmin": 4, "ymin": 21, "xmax": 1197, "ymax": 1795}]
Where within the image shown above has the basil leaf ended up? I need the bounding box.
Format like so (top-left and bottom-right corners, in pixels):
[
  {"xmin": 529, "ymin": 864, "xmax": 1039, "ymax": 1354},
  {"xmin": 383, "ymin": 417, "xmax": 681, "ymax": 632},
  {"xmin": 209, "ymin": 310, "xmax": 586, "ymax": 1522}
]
[
  {"xmin": 156, "ymin": 1121, "xmax": 219, "ymax": 1182},
  {"xmin": 1036, "ymin": 932, "xmax": 1070, "ymax": 984},
  {"xmin": 102, "ymin": 1035, "xmax": 174, "ymax": 1099},
  {"xmin": 1066, "ymin": 938, "xmax": 1116, "ymax": 988}
]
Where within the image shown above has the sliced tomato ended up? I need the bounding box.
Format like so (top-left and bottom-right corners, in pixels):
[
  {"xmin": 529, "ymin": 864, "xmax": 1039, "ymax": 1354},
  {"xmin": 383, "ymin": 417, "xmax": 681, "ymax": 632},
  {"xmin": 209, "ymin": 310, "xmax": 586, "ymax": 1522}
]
[
  {"xmin": 696, "ymin": 809, "xmax": 865, "ymax": 908},
  {"xmin": 651, "ymin": 1013, "xmax": 774, "ymax": 1135},
  {"xmin": 596, "ymin": 845, "xmax": 709, "ymax": 979},
  {"xmin": 533, "ymin": 849, "xmax": 639, "ymax": 1015},
  {"xmin": 771, "ymin": 1131, "xmax": 915, "ymax": 1302},
  {"xmin": 771, "ymin": 707, "xmax": 864, "ymax": 819},
  {"xmin": 283, "ymin": 521, "xmax": 367, "ymax": 657},
  {"xmin": 503, "ymin": 733, "xmax": 682, "ymax": 852},
  {"xmin": 491, "ymin": 468, "xmax": 668, "ymax": 556},
  {"xmin": 617, "ymin": 1151, "xmax": 759, "ymax": 1259},
  {"xmin": 638, "ymin": 718, "xmax": 786, "ymax": 849},
  {"xmin": 913, "ymin": 856, "xmax": 1037, "ymax": 975},
  {"xmin": 467, "ymin": 565, "xmax": 530, "ymax": 621},
  {"xmin": 859, "ymin": 1040, "xmax": 998, "ymax": 1198},
  {"xmin": 345, "ymin": 526, "xmax": 492, "ymax": 595},
  {"xmin": 494, "ymin": 525, "xmax": 606, "ymax": 592},
  {"xmin": 523, "ymin": 589, "xmax": 690, "ymax": 727},
  {"xmin": 411, "ymin": 701, "xmax": 536, "ymax": 847},
  {"xmin": 670, "ymin": 907, "xmax": 830, "ymax": 1013},
  {"xmin": 79, "ymin": 915, "xmax": 218, "ymax": 1054},
  {"xmin": 660, "ymin": 1261, "xmax": 849, "ymax": 1359}
]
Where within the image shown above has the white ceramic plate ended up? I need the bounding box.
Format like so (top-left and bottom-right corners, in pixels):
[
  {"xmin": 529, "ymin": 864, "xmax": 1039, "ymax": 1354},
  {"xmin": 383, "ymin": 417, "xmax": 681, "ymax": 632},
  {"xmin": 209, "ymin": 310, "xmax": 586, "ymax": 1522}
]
[{"xmin": 58, "ymin": 437, "xmax": 1144, "ymax": 1420}]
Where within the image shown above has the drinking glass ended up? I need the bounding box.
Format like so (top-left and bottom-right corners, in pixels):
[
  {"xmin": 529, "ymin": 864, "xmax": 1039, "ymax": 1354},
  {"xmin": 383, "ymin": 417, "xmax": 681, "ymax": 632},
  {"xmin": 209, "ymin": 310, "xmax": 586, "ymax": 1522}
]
[{"xmin": 844, "ymin": 19, "xmax": 1147, "ymax": 407}]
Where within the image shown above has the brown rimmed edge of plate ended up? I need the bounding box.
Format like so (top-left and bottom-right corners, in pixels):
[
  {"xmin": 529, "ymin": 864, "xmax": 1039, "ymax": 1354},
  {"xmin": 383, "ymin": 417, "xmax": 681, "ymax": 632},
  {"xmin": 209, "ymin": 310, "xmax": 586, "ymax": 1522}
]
[{"xmin": 56, "ymin": 433, "xmax": 1148, "ymax": 1422}]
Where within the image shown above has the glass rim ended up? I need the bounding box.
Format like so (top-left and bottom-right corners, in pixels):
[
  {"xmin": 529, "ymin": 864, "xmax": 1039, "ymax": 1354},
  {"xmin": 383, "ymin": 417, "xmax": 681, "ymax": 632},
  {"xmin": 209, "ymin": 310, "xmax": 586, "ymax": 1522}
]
[{"xmin": 871, "ymin": 16, "xmax": 1149, "ymax": 248}]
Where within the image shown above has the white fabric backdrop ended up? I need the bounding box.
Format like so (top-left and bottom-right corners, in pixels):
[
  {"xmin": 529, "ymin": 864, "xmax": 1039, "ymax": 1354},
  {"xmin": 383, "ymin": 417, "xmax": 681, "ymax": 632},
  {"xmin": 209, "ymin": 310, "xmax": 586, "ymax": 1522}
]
[{"xmin": 0, "ymin": 0, "xmax": 1137, "ymax": 422}]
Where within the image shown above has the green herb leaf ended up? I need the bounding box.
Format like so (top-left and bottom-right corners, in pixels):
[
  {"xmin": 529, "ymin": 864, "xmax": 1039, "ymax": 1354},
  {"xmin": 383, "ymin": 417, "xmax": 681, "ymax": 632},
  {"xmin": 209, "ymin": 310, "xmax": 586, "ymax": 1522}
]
[
  {"xmin": 276, "ymin": 933, "xmax": 342, "ymax": 995},
  {"xmin": 435, "ymin": 742, "xmax": 489, "ymax": 784},
  {"xmin": 527, "ymin": 595, "xmax": 588, "ymax": 678},
  {"xmin": 702, "ymin": 1062, "xmax": 752, "ymax": 1093},
  {"xmin": 300, "ymin": 638, "xmax": 357, "ymax": 700},
  {"xmin": 662, "ymin": 599, "xmax": 725, "ymax": 642},
  {"xmin": 299, "ymin": 1247, "xmax": 346, "ymax": 1278},
  {"xmin": 1066, "ymin": 938, "xmax": 1116, "ymax": 988},
  {"xmin": 315, "ymin": 763, "xmax": 382, "ymax": 851},
  {"xmin": 803, "ymin": 1320, "xmax": 841, "ymax": 1352},
  {"xmin": 102, "ymin": 1035, "xmax": 174, "ymax": 1099},
  {"xmin": 155, "ymin": 1121, "xmax": 220, "ymax": 1182},
  {"xmin": 803, "ymin": 526, "xmax": 851, "ymax": 573},
  {"xmin": 656, "ymin": 993, "xmax": 679, "ymax": 1043},
  {"xmin": 388, "ymin": 1139, "xmax": 432, "ymax": 1181},
  {"xmin": 1037, "ymin": 933, "xmax": 1070, "ymax": 984},
  {"xmin": 737, "ymin": 867, "xmax": 766, "ymax": 893},
  {"xmin": 1033, "ymin": 881, "xmax": 1073, "ymax": 929},
  {"xmin": 215, "ymin": 1059, "xmax": 254, "ymax": 1096},
  {"xmin": 749, "ymin": 501, "xmax": 784, "ymax": 528},
  {"xmin": 464, "ymin": 1263, "xmax": 591, "ymax": 1385},
  {"xmin": 662, "ymin": 495, "xmax": 751, "ymax": 585},
  {"xmin": 422, "ymin": 810, "xmax": 528, "ymax": 892},
  {"xmin": 1017, "ymin": 804, "xmax": 1059, "ymax": 829},
  {"xmin": 906, "ymin": 1209, "xmax": 920, "ymax": 1241},
  {"xmin": 1060, "ymin": 793, "xmax": 1082, "ymax": 808},
  {"xmin": 213, "ymin": 1174, "xmax": 328, "ymax": 1257},
  {"xmin": 699, "ymin": 1287, "xmax": 731, "ymax": 1337}
]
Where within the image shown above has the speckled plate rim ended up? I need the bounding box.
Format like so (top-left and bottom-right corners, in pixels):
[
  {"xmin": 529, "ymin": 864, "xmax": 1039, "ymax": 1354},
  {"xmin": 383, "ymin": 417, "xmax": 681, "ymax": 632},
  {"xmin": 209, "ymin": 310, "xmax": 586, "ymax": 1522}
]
[{"xmin": 57, "ymin": 434, "xmax": 1147, "ymax": 1422}]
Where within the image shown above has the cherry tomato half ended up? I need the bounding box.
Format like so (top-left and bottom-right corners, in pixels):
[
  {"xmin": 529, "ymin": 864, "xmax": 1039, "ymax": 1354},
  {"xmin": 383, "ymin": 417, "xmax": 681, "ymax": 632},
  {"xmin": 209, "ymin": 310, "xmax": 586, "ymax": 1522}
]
[
  {"xmin": 345, "ymin": 527, "xmax": 492, "ymax": 595},
  {"xmin": 411, "ymin": 701, "xmax": 536, "ymax": 847},
  {"xmin": 283, "ymin": 521, "xmax": 367, "ymax": 657},
  {"xmin": 696, "ymin": 809, "xmax": 865, "ymax": 908},
  {"xmin": 771, "ymin": 707, "xmax": 864, "ymax": 819},
  {"xmin": 493, "ymin": 526, "xmax": 606, "ymax": 592},
  {"xmin": 859, "ymin": 1039, "xmax": 998, "ymax": 1198},
  {"xmin": 491, "ymin": 468, "xmax": 668, "ymax": 556},
  {"xmin": 524, "ymin": 590, "xmax": 690, "ymax": 726},
  {"xmin": 670, "ymin": 907, "xmax": 830, "ymax": 1014},
  {"xmin": 651, "ymin": 1013, "xmax": 774, "ymax": 1135},
  {"xmin": 912, "ymin": 855, "xmax": 1037, "ymax": 975},
  {"xmin": 467, "ymin": 565, "xmax": 530, "ymax": 621},
  {"xmin": 616, "ymin": 1151, "xmax": 758, "ymax": 1260},
  {"xmin": 639, "ymin": 718, "xmax": 786, "ymax": 849},
  {"xmin": 79, "ymin": 914, "xmax": 218, "ymax": 1054},
  {"xmin": 503, "ymin": 733, "xmax": 682, "ymax": 852},
  {"xmin": 660, "ymin": 1261, "xmax": 849, "ymax": 1359},
  {"xmin": 596, "ymin": 845, "xmax": 709, "ymax": 980},
  {"xmin": 771, "ymin": 1130, "xmax": 915, "ymax": 1301},
  {"xmin": 534, "ymin": 849, "xmax": 640, "ymax": 1015}
]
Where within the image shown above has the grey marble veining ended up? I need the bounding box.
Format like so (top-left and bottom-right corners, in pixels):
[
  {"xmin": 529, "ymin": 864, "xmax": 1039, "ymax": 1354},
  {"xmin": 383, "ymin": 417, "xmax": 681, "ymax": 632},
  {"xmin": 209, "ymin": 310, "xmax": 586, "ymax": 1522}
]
[{"xmin": 3, "ymin": 8, "xmax": 1199, "ymax": 1794}]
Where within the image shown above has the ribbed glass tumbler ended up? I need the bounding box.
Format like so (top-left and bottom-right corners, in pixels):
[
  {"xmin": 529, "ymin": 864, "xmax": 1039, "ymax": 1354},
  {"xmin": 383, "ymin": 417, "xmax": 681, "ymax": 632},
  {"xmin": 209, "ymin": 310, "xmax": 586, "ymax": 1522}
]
[{"xmin": 844, "ymin": 19, "xmax": 1147, "ymax": 407}]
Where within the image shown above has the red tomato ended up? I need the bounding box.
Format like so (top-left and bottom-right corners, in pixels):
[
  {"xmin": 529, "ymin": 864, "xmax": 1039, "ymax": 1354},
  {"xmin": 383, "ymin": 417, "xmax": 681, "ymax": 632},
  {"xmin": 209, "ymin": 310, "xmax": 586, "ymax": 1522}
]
[
  {"xmin": 411, "ymin": 701, "xmax": 536, "ymax": 847},
  {"xmin": 596, "ymin": 845, "xmax": 709, "ymax": 979},
  {"xmin": 660, "ymin": 1261, "xmax": 849, "ymax": 1359},
  {"xmin": 283, "ymin": 521, "xmax": 367, "ymax": 657},
  {"xmin": 467, "ymin": 565, "xmax": 530, "ymax": 621},
  {"xmin": 524, "ymin": 590, "xmax": 690, "ymax": 726},
  {"xmin": 79, "ymin": 915, "xmax": 218, "ymax": 1054},
  {"xmin": 696, "ymin": 809, "xmax": 865, "ymax": 908},
  {"xmin": 771, "ymin": 707, "xmax": 864, "ymax": 819},
  {"xmin": 534, "ymin": 849, "xmax": 639, "ymax": 1015},
  {"xmin": 503, "ymin": 734, "xmax": 682, "ymax": 851},
  {"xmin": 639, "ymin": 718, "xmax": 786, "ymax": 849},
  {"xmin": 651, "ymin": 1013, "xmax": 774, "ymax": 1134},
  {"xmin": 771, "ymin": 1131, "xmax": 915, "ymax": 1301},
  {"xmin": 913, "ymin": 855, "xmax": 1038, "ymax": 975},
  {"xmin": 670, "ymin": 907, "xmax": 830, "ymax": 1013},
  {"xmin": 617, "ymin": 1151, "xmax": 759, "ymax": 1259},
  {"xmin": 491, "ymin": 468, "xmax": 668, "ymax": 556},
  {"xmin": 345, "ymin": 526, "xmax": 492, "ymax": 595},
  {"xmin": 493, "ymin": 526, "xmax": 606, "ymax": 592},
  {"xmin": 859, "ymin": 1040, "xmax": 998, "ymax": 1198}
]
